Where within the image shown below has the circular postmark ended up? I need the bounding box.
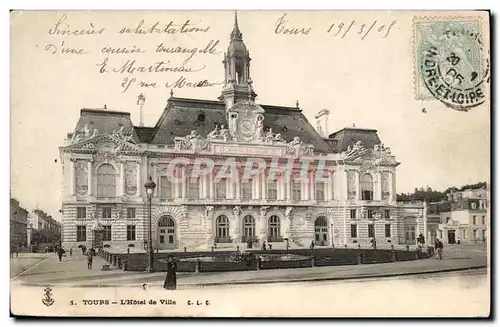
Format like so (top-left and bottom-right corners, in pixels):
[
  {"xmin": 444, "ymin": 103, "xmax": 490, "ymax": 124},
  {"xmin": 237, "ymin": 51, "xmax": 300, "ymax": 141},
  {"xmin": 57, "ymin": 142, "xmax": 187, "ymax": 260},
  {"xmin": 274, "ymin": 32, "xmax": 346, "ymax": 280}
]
[{"xmin": 418, "ymin": 21, "xmax": 489, "ymax": 111}]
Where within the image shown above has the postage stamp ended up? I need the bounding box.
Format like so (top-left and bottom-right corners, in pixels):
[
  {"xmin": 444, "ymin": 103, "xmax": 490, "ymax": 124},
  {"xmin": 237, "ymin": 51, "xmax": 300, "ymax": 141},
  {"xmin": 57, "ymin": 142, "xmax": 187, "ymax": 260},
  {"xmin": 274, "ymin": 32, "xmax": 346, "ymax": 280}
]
[{"xmin": 413, "ymin": 17, "xmax": 489, "ymax": 111}]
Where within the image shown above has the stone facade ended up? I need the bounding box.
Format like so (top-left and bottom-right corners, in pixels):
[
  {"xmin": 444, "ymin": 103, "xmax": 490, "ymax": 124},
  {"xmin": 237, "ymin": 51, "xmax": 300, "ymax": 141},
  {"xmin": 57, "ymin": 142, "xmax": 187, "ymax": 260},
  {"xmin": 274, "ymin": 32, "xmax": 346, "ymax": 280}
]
[{"xmin": 59, "ymin": 14, "xmax": 425, "ymax": 251}]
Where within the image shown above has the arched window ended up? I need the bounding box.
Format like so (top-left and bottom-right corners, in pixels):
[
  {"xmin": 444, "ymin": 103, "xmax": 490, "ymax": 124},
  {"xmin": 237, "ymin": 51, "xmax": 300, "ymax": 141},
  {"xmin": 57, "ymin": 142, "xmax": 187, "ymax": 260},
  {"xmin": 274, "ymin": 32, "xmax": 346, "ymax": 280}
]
[
  {"xmin": 215, "ymin": 178, "xmax": 227, "ymax": 200},
  {"xmin": 97, "ymin": 164, "xmax": 116, "ymax": 198},
  {"xmin": 314, "ymin": 217, "xmax": 328, "ymax": 244},
  {"xmin": 158, "ymin": 216, "xmax": 175, "ymax": 247},
  {"xmin": 215, "ymin": 215, "xmax": 230, "ymax": 243},
  {"xmin": 360, "ymin": 173, "xmax": 374, "ymax": 201},
  {"xmin": 242, "ymin": 215, "xmax": 255, "ymax": 242},
  {"xmin": 268, "ymin": 215, "xmax": 282, "ymax": 242}
]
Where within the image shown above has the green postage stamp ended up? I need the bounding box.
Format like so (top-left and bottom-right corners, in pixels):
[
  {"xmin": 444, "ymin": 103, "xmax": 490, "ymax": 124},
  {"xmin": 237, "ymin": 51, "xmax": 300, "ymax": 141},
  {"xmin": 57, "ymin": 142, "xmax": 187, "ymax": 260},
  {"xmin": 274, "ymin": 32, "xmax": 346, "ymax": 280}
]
[{"xmin": 413, "ymin": 16, "xmax": 489, "ymax": 111}]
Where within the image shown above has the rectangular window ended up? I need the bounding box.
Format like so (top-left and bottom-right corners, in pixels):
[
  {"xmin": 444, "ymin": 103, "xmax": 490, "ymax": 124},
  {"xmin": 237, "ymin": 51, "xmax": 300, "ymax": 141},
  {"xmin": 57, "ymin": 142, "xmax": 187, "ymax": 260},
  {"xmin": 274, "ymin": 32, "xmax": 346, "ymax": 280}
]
[
  {"xmin": 76, "ymin": 226, "xmax": 86, "ymax": 242},
  {"xmin": 127, "ymin": 225, "xmax": 136, "ymax": 241},
  {"xmin": 267, "ymin": 180, "xmax": 278, "ymax": 201},
  {"xmin": 76, "ymin": 207, "xmax": 87, "ymax": 219},
  {"xmin": 350, "ymin": 209, "xmax": 357, "ymax": 219},
  {"xmin": 102, "ymin": 225, "xmax": 112, "ymax": 241},
  {"xmin": 472, "ymin": 230, "xmax": 477, "ymax": 240},
  {"xmin": 385, "ymin": 224, "xmax": 391, "ymax": 237},
  {"xmin": 350, "ymin": 224, "xmax": 357, "ymax": 238},
  {"xmin": 482, "ymin": 216, "xmax": 485, "ymax": 225},
  {"xmin": 472, "ymin": 216, "xmax": 477, "ymax": 225},
  {"xmin": 292, "ymin": 180, "xmax": 301, "ymax": 201},
  {"xmin": 102, "ymin": 207, "xmax": 112, "ymax": 219},
  {"xmin": 362, "ymin": 190, "xmax": 373, "ymax": 201},
  {"xmin": 241, "ymin": 180, "xmax": 252, "ymax": 200},
  {"xmin": 127, "ymin": 208, "xmax": 136, "ymax": 219},
  {"xmin": 384, "ymin": 210, "xmax": 390, "ymax": 219},
  {"xmin": 367, "ymin": 209, "xmax": 374, "ymax": 219},
  {"xmin": 188, "ymin": 178, "xmax": 200, "ymax": 199},
  {"xmin": 315, "ymin": 182, "xmax": 325, "ymax": 201},
  {"xmin": 215, "ymin": 178, "xmax": 226, "ymax": 200},
  {"xmin": 160, "ymin": 176, "xmax": 173, "ymax": 200},
  {"xmin": 368, "ymin": 224, "xmax": 375, "ymax": 238},
  {"xmin": 462, "ymin": 229, "xmax": 467, "ymax": 239}
]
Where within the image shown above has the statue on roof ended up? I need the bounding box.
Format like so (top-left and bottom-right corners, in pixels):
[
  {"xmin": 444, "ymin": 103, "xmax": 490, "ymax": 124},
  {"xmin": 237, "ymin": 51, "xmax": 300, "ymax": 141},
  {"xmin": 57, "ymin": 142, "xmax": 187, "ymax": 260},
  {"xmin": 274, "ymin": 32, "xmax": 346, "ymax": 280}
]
[
  {"xmin": 207, "ymin": 125, "xmax": 220, "ymax": 140},
  {"xmin": 254, "ymin": 113, "xmax": 264, "ymax": 139},
  {"xmin": 70, "ymin": 124, "xmax": 99, "ymax": 144},
  {"xmin": 219, "ymin": 125, "xmax": 229, "ymax": 142}
]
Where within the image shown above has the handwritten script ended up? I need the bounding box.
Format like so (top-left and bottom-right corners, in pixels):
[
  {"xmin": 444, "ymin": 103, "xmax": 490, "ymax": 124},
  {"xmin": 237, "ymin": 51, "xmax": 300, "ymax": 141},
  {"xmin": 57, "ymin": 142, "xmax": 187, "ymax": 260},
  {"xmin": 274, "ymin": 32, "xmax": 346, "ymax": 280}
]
[{"xmin": 41, "ymin": 13, "xmax": 399, "ymax": 93}]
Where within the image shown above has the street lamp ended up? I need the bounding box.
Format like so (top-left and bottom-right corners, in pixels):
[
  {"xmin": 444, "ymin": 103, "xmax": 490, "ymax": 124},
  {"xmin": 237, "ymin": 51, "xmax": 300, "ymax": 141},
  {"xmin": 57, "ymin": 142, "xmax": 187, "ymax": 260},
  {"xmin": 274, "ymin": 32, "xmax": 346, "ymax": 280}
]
[{"xmin": 144, "ymin": 175, "xmax": 156, "ymax": 273}]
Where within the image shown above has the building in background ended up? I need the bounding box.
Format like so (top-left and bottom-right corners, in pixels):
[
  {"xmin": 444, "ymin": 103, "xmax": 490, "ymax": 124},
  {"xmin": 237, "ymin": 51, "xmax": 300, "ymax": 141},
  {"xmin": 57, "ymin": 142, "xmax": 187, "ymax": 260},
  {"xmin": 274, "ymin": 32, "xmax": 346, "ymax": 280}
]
[
  {"xmin": 426, "ymin": 187, "xmax": 488, "ymax": 245},
  {"xmin": 28, "ymin": 209, "xmax": 62, "ymax": 246},
  {"xmin": 59, "ymin": 14, "xmax": 426, "ymax": 251},
  {"xmin": 10, "ymin": 198, "xmax": 28, "ymax": 248}
]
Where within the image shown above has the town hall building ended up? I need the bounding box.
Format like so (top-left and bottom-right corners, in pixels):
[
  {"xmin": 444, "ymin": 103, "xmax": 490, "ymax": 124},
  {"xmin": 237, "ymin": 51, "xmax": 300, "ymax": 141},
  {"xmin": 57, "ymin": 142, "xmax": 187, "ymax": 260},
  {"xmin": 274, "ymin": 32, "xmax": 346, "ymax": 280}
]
[{"xmin": 59, "ymin": 14, "xmax": 426, "ymax": 251}]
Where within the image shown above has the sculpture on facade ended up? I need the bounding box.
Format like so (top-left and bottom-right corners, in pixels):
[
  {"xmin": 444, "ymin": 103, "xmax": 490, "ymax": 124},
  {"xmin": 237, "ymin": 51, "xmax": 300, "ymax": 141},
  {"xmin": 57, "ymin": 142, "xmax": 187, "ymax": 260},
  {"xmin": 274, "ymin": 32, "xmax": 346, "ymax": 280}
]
[
  {"xmin": 207, "ymin": 125, "xmax": 220, "ymax": 140},
  {"xmin": 286, "ymin": 136, "xmax": 314, "ymax": 156},
  {"xmin": 264, "ymin": 128, "xmax": 284, "ymax": 144},
  {"xmin": 285, "ymin": 206, "xmax": 293, "ymax": 220},
  {"xmin": 228, "ymin": 113, "xmax": 238, "ymax": 138},
  {"xmin": 260, "ymin": 206, "xmax": 270, "ymax": 220},
  {"xmin": 205, "ymin": 206, "xmax": 214, "ymax": 219},
  {"xmin": 111, "ymin": 124, "xmax": 137, "ymax": 145},
  {"xmin": 254, "ymin": 113, "xmax": 264, "ymax": 139},
  {"xmin": 219, "ymin": 125, "xmax": 229, "ymax": 142},
  {"xmin": 232, "ymin": 206, "xmax": 242, "ymax": 217},
  {"xmin": 71, "ymin": 124, "xmax": 99, "ymax": 144}
]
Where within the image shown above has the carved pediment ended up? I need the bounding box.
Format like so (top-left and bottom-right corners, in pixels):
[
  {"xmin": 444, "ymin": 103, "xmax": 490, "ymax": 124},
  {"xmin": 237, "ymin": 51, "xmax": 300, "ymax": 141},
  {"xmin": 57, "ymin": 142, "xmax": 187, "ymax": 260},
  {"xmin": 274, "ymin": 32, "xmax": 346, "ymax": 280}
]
[{"xmin": 64, "ymin": 133, "xmax": 143, "ymax": 155}]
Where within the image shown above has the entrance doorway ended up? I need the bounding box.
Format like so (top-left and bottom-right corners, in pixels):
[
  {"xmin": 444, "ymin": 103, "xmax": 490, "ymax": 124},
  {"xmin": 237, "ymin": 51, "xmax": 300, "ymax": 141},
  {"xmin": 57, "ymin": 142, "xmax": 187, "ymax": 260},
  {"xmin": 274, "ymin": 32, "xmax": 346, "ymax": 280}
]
[
  {"xmin": 447, "ymin": 229, "xmax": 456, "ymax": 244},
  {"xmin": 314, "ymin": 217, "xmax": 328, "ymax": 245},
  {"xmin": 157, "ymin": 216, "xmax": 176, "ymax": 249},
  {"xmin": 404, "ymin": 225, "xmax": 416, "ymax": 244}
]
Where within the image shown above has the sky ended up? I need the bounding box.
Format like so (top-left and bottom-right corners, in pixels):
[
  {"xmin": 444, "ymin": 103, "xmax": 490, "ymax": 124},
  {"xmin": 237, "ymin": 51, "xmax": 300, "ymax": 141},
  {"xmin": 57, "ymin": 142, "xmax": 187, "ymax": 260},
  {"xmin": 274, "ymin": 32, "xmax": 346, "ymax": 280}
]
[{"xmin": 10, "ymin": 10, "xmax": 490, "ymax": 221}]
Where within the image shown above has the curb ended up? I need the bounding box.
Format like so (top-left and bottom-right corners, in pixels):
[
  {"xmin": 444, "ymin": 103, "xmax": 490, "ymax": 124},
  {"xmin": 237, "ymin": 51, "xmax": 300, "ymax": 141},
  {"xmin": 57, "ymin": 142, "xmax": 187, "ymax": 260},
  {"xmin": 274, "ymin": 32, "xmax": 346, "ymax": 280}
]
[{"xmin": 12, "ymin": 265, "xmax": 487, "ymax": 289}]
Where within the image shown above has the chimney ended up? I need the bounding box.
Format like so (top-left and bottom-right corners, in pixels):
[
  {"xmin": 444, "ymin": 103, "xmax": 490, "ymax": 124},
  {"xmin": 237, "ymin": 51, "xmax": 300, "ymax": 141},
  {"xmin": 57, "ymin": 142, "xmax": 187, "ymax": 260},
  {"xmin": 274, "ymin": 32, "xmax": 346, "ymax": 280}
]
[
  {"xmin": 315, "ymin": 109, "xmax": 330, "ymax": 138},
  {"xmin": 137, "ymin": 93, "xmax": 146, "ymax": 127}
]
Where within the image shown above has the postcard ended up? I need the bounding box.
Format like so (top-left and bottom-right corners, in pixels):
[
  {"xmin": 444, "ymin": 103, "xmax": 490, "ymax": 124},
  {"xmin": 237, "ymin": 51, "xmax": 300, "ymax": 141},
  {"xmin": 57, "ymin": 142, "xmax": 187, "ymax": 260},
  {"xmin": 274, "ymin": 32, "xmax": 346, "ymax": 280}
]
[{"xmin": 10, "ymin": 10, "xmax": 490, "ymax": 317}]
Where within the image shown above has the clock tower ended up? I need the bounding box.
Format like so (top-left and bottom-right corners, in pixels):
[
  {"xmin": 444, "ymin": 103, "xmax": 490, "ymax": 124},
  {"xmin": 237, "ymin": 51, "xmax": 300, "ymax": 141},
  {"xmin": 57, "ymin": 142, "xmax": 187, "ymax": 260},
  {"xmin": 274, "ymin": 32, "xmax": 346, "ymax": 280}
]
[{"xmin": 218, "ymin": 12, "xmax": 257, "ymax": 109}]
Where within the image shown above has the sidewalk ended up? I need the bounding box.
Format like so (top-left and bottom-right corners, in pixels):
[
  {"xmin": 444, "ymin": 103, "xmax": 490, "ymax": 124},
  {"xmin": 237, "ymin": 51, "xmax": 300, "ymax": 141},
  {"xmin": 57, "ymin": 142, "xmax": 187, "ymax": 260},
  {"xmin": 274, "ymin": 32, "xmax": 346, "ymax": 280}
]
[{"xmin": 12, "ymin": 246, "xmax": 487, "ymax": 288}]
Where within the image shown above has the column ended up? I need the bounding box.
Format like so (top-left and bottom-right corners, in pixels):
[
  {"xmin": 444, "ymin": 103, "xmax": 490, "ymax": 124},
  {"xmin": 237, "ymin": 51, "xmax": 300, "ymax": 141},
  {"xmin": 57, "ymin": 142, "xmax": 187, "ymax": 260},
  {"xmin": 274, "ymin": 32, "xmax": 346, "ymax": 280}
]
[
  {"xmin": 388, "ymin": 171, "xmax": 394, "ymax": 202},
  {"xmin": 376, "ymin": 172, "xmax": 382, "ymax": 201},
  {"xmin": 254, "ymin": 175, "xmax": 260, "ymax": 200},
  {"xmin": 278, "ymin": 175, "xmax": 285, "ymax": 200},
  {"xmin": 310, "ymin": 170, "xmax": 315, "ymax": 201},
  {"xmin": 235, "ymin": 169, "xmax": 241, "ymax": 200},
  {"xmin": 135, "ymin": 161, "xmax": 141, "ymax": 196},
  {"xmin": 151, "ymin": 163, "xmax": 158, "ymax": 197},
  {"xmin": 303, "ymin": 172, "xmax": 309, "ymax": 201},
  {"xmin": 330, "ymin": 171, "xmax": 335, "ymax": 200},
  {"xmin": 181, "ymin": 166, "xmax": 186, "ymax": 199},
  {"xmin": 355, "ymin": 171, "xmax": 360, "ymax": 201},
  {"xmin": 87, "ymin": 160, "xmax": 93, "ymax": 196},
  {"xmin": 119, "ymin": 161, "xmax": 125, "ymax": 196},
  {"xmin": 209, "ymin": 173, "xmax": 214, "ymax": 199},
  {"xmin": 286, "ymin": 176, "xmax": 292, "ymax": 201},
  {"xmin": 261, "ymin": 171, "xmax": 266, "ymax": 200},
  {"xmin": 173, "ymin": 167, "xmax": 180, "ymax": 198},
  {"xmin": 70, "ymin": 159, "xmax": 75, "ymax": 196},
  {"xmin": 423, "ymin": 201, "xmax": 428, "ymax": 245}
]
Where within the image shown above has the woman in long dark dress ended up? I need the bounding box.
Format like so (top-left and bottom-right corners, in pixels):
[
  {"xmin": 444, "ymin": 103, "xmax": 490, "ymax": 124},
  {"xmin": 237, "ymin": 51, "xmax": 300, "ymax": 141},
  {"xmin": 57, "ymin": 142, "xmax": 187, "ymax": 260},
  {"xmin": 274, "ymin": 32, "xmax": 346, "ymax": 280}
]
[{"xmin": 163, "ymin": 256, "xmax": 178, "ymax": 290}]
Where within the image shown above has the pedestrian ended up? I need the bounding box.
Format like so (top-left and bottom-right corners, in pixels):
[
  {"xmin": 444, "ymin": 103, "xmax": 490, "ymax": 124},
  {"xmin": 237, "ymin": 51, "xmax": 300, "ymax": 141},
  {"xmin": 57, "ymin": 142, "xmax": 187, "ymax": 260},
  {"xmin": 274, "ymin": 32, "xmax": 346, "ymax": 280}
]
[
  {"xmin": 83, "ymin": 245, "xmax": 87, "ymax": 256},
  {"xmin": 435, "ymin": 239, "xmax": 444, "ymax": 260},
  {"xmin": 261, "ymin": 241, "xmax": 266, "ymax": 251},
  {"xmin": 69, "ymin": 248, "xmax": 73, "ymax": 256},
  {"xmin": 57, "ymin": 246, "xmax": 65, "ymax": 262},
  {"xmin": 163, "ymin": 255, "xmax": 178, "ymax": 290},
  {"xmin": 87, "ymin": 250, "xmax": 94, "ymax": 269},
  {"xmin": 310, "ymin": 240, "xmax": 315, "ymax": 249}
]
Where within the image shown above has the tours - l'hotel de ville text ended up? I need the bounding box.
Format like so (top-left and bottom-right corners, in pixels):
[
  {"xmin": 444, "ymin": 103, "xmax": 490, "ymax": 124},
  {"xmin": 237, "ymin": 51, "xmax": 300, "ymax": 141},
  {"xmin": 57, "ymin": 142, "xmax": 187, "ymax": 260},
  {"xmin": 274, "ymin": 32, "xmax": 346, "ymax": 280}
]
[{"xmin": 59, "ymin": 14, "xmax": 425, "ymax": 251}]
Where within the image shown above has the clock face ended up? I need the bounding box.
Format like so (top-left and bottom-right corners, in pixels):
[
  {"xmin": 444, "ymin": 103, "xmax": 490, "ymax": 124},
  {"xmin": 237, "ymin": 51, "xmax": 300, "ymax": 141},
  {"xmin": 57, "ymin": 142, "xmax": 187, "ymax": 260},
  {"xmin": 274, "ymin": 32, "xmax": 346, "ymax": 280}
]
[{"xmin": 239, "ymin": 119, "xmax": 255, "ymax": 139}]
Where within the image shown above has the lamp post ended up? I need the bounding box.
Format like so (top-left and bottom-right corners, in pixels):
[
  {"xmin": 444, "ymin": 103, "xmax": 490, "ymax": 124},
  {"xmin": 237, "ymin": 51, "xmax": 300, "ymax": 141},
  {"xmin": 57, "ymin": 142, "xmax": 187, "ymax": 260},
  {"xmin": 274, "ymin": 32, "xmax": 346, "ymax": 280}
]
[{"xmin": 144, "ymin": 175, "xmax": 156, "ymax": 273}]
